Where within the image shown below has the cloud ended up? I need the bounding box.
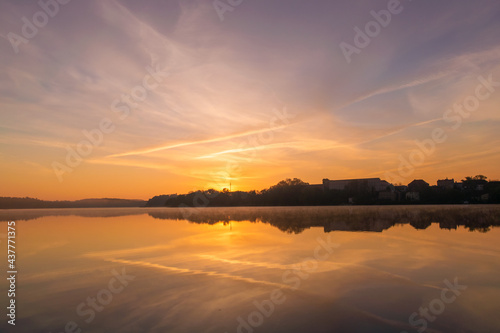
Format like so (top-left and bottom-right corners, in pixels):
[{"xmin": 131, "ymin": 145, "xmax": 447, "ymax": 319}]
[
  {"xmin": 1, "ymin": 0, "xmax": 500, "ymax": 198},
  {"xmin": 107, "ymin": 124, "xmax": 291, "ymax": 158}
]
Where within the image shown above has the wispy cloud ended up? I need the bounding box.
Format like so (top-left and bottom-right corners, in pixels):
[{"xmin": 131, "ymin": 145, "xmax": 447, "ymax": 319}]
[
  {"xmin": 107, "ymin": 125, "xmax": 291, "ymax": 158},
  {"xmin": 107, "ymin": 258, "xmax": 294, "ymax": 289},
  {"xmin": 1, "ymin": 0, "xmax": 500, "ymax": 198}
]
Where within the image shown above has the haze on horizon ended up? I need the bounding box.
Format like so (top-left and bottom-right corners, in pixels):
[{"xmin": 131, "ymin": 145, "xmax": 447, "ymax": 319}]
[{"xmin": 1, "ymin": 0, "xmax": 500, "ymax": 201}]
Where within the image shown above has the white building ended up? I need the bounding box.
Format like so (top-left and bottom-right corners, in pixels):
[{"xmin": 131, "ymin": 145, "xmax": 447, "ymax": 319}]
[{"xmin": 322, "ymin": 178, "xmax": 393, "ymax": 192}]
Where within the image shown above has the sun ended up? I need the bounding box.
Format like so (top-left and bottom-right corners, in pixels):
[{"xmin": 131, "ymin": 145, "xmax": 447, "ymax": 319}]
[{"xmin": 206, "ymin": 179, "xmax": 238, "ymax": 192}]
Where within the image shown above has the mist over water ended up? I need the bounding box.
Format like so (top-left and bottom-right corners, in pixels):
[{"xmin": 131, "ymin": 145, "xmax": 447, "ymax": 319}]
[{"xmin": 1, "ymin": 206, "xmax": 499, "ymax": 333}]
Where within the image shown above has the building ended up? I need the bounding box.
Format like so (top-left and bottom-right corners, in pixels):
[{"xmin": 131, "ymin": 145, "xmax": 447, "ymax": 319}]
[
  {"xmin": 322, "ymin": 178, "xmax": 393, "ymax": 192},
  {"xmin": 407, "ymin": 179, "xmax": 430, "ymax": 193},
  {"xmin": 437, "ymin": 178, "xmax": 455, "ymax": 190}
]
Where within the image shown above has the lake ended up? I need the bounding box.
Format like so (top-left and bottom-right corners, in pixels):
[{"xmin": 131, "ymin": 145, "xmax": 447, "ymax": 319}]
[{"xmin": 1, "ymin": 205, "xmax": 500, "ymax": 333}]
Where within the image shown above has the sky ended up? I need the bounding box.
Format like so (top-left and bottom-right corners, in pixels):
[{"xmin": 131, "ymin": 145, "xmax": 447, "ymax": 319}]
[{"xmin": 1, "ymin": 0, "xmax": 500, "ymax": 200}]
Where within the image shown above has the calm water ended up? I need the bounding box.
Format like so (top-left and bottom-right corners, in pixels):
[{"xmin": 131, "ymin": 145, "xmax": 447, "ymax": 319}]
[{"xmin": 1, "ymin": 206, "xmax": 500, "ymax": 333}]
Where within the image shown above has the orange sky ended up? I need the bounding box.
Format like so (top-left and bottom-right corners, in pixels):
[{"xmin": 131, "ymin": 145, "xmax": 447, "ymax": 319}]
[{"xmin": 1, "ymin": 0, "xmax": 500, "ymax": 200}]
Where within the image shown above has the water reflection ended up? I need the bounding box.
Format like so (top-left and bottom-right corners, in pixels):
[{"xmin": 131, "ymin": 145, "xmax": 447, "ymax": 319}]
[
  {"xmin": 0, "ymin": 206, "xmax": 499, "ymax": 333},
  {"xmin": 149, "ymin": 205, "xmax": 500, "ymax": 233},
  {"xmin": 2, "ymin": 205, "xmax": 499, "ymax": 233}
]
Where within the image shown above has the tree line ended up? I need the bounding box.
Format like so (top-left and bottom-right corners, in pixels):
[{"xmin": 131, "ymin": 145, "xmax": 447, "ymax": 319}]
[{"xmin": 147, "ymin": 176, "xmax": 500, "ymax": 207}]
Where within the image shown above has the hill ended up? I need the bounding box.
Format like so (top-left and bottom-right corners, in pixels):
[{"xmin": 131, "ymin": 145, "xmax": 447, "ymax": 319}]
[{"xmin": 0, "ymin": 197, "xmax": 146, "ymax": 209}]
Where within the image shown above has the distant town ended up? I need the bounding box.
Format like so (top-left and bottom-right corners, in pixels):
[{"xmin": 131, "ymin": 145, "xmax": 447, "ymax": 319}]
[
  {"xmin": 148, "ymin": 175, "xmax": 500, "ymax": 207},
  {"xmin": 1, "ymin": 175, "xmax": 499, "ymax": 209}
]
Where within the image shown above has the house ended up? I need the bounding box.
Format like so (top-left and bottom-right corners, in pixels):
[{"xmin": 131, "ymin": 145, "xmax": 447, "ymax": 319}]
[
  {"xmin": 437, "ymin": 178, "xmax": 455, "ymax": 190},
  {"xmin": 407, "ymin": 179, "xmax": 430, "ymax": 193},
  {"xmin": 323, "ymin": 178, "xmax": 393, "ymax": 192}
]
